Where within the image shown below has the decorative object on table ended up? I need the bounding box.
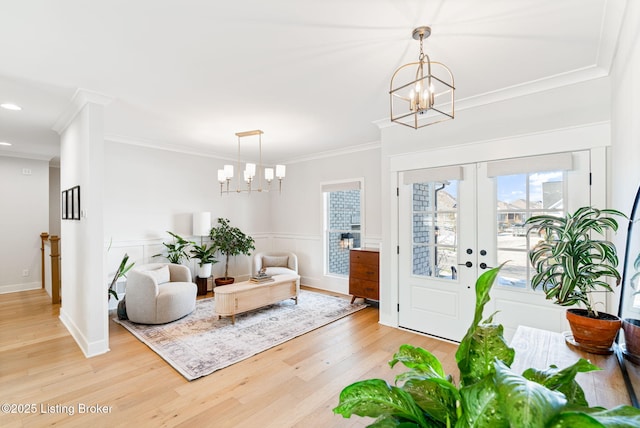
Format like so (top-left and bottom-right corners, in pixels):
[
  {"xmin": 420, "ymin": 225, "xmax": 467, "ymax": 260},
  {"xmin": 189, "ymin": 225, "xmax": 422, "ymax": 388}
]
[
  {"xmin": 389, "ymin": 26, "xmax": 454, "ymax": 129},
  {"xmin": 525, "ymin": 206, "xmax": 626, "ymax": 354},
  {"xmin": 153, "ymin": 231, "xmax": 192, "ymax": 264},
  {"xmin": 333, "ymin": 265, "xmax": 640, "ymax": 426},
  {"xmin": 124, "ymin": 263, "xmax": 197, "ymax": 324},
  {"xmin": 113, "ymin": 289, "xmax": 367, "ymax": 381},
  {"xmin": 209, "ymin": 217, "xmax": 255, "ymax": 286},
  {"xmin": 249, "ymin": 269, "xmax": 273, "ymax": 284},
  {"xmin": 217, "ymin": 130, "xmax": 286, "ymax": 195}
]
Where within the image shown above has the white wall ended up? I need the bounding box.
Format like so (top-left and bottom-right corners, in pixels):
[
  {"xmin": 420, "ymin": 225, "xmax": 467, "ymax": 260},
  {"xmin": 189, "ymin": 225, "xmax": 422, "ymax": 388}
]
[
  {"xmin": 0, "ymin": 156, "xmax": 49, "ymax": 293},
  {"xmin": 59, "ymin": 101, "xmax": 108, "ymax": 357},
  {"xmin": 611, "ymin": 0, "xmax": 640, "ymax": 311},
  {"xmin": 268, "ymin": 146, "xmax": 382, "ymax": 294}
]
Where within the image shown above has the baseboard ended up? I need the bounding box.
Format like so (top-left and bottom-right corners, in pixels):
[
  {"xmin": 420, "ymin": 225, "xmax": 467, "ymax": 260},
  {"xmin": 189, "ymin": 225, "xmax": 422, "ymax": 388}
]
[
  {"xmin": 0, "ymin": 281, "xmax": 41, "ymax": 294},
  {"xmin": 59, "ymin": 308, "xmax": 110, "ymax": 358}
]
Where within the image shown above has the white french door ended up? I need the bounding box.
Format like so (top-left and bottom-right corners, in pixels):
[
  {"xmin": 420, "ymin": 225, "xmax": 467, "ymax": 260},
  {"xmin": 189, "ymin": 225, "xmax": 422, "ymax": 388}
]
[{"xmin": 398, "ymin": 151, "xmax": 591, "ymax": 342}]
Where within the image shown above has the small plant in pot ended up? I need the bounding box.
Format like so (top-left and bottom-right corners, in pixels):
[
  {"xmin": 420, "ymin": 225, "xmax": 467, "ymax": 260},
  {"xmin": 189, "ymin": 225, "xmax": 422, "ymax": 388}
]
[
  {"xmin": 190, "ymin": 242, "xmax": 217, "ymax": 279},
  {"xmin": 153, "ymin": 231, "xmax": 192, "ymax": 264},
  {"xmin": 209, "ymin": 217, "xmax": 255, "ymax": 285},
  {"xmin": 526, "ymin": 206, "xmax": 626, "ymax": 354}
]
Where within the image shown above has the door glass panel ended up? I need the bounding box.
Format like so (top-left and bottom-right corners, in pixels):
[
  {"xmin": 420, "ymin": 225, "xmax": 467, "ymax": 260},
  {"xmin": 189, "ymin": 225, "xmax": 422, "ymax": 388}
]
[
  {"xmin": 412, "ymin": 181, "xmax": 458, "ymax": 279},
  {"xmin": 496, "ymin": 171, "xmax": 565, "ymax": 288}
]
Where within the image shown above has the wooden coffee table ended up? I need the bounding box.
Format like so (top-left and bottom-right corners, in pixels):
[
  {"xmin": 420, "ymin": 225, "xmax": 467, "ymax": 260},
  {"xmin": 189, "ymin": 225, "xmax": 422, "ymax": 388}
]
[{"xmin": 214, "ymin": 274, "xmax": 300, "ymax": 324}]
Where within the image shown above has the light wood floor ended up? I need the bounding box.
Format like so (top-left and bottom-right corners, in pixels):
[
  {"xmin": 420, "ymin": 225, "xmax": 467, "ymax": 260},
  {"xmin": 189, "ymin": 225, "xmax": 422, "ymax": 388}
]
[{"xmin": 0, "ymin": 289, "xmax": 459, "ymax": 428}]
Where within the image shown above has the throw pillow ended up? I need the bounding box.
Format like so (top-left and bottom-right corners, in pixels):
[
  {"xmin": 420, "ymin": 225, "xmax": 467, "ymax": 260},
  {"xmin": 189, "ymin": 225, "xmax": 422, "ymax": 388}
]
[
  {"xmin": 147, "ymin": 265, "xmax": 171, "ymax": 284},
  {"xmin": 263, "ymin": 255, "xmax": 289, "ymax": 268}
]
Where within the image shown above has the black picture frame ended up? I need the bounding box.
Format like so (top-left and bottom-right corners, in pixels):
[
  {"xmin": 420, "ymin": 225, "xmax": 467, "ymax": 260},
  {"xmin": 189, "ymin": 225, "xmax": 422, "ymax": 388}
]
[
  {"xmin": 71, "ymin": 185, "xmax": 81, "ymax": 220},
  {"xmin": 61, "ymin": 190, "xmax": 69, "ymax": 219},
  {"xmin": 61, "ymin": 186, "xmax": 81, "ymax": 220}
]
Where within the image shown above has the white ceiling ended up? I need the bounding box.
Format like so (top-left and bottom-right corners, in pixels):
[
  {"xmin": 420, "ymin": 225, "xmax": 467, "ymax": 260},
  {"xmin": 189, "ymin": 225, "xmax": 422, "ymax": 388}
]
[{"xmin": 0, "ymin": 0, "xmax": 626, "ymax": 163}]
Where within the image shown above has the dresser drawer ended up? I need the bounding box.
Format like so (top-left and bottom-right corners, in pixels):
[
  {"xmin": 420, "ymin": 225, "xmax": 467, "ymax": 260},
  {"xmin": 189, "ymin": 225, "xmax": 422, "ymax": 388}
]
[
  {"xmin": 350, "ymin": 250, "xmax": 379, "ymax": 265},
  {"xmin": 349, "ymin": 278, "xmax": 379, "ymax": 300},
  {"xmin": 349, "ymin": 262, "xmax": 379, "ymax": 282}
]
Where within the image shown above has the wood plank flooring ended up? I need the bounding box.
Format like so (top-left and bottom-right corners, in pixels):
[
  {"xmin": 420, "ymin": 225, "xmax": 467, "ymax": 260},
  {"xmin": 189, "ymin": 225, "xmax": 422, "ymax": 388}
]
[{"xmin": 0, "ymin": 289, "xmax": 458, "ymax": 428}]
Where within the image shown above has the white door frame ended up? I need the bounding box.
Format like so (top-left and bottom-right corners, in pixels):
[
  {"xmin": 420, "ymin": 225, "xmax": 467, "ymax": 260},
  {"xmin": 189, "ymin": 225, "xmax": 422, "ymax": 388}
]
[{"xmin": 385, "ymin": 122, "xmax": 610, "ymax": 331}]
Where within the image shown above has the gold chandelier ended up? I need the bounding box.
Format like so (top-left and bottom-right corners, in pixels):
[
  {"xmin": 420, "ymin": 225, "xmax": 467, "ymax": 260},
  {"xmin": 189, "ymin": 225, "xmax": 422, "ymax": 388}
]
[
  {"xmin": 217, "ymin": 130, "xmax": 286, "ymax": 195},
  {"xmin": 389, "ymin": 26, "xmax": 455, "ymax": 129}
]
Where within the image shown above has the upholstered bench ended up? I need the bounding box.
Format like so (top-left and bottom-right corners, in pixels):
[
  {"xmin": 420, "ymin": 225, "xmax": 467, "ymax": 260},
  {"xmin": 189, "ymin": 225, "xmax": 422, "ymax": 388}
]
[{"xmin": 214, "ymin": 274, "xmax": 300, "ymax": 324}]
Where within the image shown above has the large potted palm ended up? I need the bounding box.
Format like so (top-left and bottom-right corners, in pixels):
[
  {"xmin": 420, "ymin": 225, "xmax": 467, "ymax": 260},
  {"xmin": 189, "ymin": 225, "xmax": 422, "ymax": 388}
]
[
  {"xmin": 526, "ymin": 206, "xmax": 626, "ymax": 354},
  {"xmin": 209, "ymin": 218, "xmax": 255, "ymax": 286}
]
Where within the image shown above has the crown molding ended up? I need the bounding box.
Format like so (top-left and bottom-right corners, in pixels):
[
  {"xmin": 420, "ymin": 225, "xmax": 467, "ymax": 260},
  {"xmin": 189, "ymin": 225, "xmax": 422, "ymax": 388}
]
[
  {"xmin": 104, "ymin": 133, "xmax": 236, "ymax": 163},
  {"xmin": 52, "ymin": 88, "xmax": 113, "ymax": 134},
  {"xmin": 0, "ymin": 150, "xmax": 56, "ymax": 162},
  {"xmin": 282, "ymin": 141, "xmax": 381, "ymax": 165}
]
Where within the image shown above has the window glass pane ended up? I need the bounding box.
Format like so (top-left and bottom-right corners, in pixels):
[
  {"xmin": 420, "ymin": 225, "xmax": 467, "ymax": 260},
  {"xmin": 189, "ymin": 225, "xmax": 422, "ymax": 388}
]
[
  {"xmin": 325, "ymin": 187, "xmax": 361, "ymax": 277},
  {"xmin": 496, "ymin": 171, "xmax": 564, "ymax": 288},
  {"xmin": 412, "ymin": 181, "xmax": 457, "ymax": 280}
]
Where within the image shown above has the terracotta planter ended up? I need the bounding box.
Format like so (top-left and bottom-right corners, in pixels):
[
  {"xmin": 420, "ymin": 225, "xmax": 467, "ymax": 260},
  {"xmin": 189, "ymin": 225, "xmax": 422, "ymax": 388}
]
[
  {"xmin": 566, "ymin": 308, "xmax": 621, "ymax": 354},
  {"xmin": 623, "ymin": 318, "xmax": 640, "ymax": 357},
  {"xmin": 214, "ymin": 277, "xmax": 235, "ymax": 286}
]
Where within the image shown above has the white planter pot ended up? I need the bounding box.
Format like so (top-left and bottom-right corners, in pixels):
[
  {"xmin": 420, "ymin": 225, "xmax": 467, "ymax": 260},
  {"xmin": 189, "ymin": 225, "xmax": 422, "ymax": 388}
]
[{"xmin": 197, "ymin": 263, "xmax": 213, "ymax": 278}]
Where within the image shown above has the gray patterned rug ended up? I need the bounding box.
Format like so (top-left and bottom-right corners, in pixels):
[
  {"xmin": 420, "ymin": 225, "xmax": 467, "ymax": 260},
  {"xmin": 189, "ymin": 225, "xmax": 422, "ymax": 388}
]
[{"xmin": 113, "ymin": 290, "xmax": 367, "ymax": 381}]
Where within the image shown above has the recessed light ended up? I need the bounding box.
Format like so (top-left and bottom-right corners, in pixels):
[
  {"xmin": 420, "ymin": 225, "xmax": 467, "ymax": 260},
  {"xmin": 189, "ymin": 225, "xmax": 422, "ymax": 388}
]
[
  {"xmin": 1, "ymin": 103, "xmax": 22, "ymax": 111},
  {"xmin": 0, "ymin": 142, "xmax": 12, "ymax": 146}
]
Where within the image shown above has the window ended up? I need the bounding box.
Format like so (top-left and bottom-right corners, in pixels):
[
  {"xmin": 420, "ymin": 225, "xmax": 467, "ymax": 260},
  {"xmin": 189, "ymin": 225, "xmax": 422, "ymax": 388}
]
[
  {"xmin": 495, "ymin": 170, "xmax": 566, "ymax": 288},
  {"xmin": 322, "ymin": 180, "xmax": 362, "ymax": 276},
  {"xmin": 412, "ymin": 180, "xmax": 458, "ymax": 279}
]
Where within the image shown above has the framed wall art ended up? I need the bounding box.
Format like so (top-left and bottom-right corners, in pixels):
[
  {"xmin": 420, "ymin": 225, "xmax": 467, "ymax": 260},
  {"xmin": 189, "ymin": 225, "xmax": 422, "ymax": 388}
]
[{"xmin": 61, "ymin": 190, "xmax": 69, "ymax": 220}]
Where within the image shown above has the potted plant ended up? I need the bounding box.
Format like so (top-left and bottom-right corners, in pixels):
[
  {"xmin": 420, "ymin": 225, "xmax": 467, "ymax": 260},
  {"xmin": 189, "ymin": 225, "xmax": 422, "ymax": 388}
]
[
  {"xmin": 525, "ymin": 206, "xmax": 626, "ymax": 354},
  {"xmin": 153, "ymin": 231, "xmax": 192, "ymax": 264},
  {"xmin": 190, "ymin": 242, "xmax": 217, "ymax": 279},
  {"xmin": 209, "ymin": 217, "xmax": 255, "ymax": 285},
  {"xmin": 333, "ymin": 265, "xmax": 640, "ymax": 426}
]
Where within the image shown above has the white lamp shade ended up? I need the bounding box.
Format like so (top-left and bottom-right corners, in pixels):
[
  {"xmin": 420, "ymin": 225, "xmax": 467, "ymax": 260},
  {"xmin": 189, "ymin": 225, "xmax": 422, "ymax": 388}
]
[
  {"xmin": 264, "ymin": 167, "xmax": 274, "ymax": 181},
  {"xmin": 245, "ymin": 163, "xmax": 256, "ymax": 177},
  {"xmin": 192, "ymin": 212, "xmax": 211, "ymax": 236},
  {"xmin": 275, "ymin": 164, "xmax": 286, "ymax": 178},
  {"xmin": 217, "ymin": 169, "xmax": 226, "ymax": 183},
  {"xmin": 224, "ymin": 164, "xmax": 234, "ymax": 178}
]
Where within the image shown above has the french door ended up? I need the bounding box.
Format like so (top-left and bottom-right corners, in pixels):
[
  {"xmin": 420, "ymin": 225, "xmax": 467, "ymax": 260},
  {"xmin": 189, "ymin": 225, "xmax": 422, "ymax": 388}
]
[{"xmin": 398, "ymin": 151, "xmax": 591, "ymax": 342}]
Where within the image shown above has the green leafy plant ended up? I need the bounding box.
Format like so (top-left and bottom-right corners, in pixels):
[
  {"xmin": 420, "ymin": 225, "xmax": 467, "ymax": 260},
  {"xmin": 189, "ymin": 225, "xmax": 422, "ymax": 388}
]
[
  {"xmin": 209, "ymin": 218, "xmax": 255, "ymax": 280},
  {"xmin": 108, "ymin": 253, "xmax": 134, "ymax": 301},
  {"xmin": 190, "ymin": 242, "xmax": 218, "ymax": 267},
  {"xmin": 333, "ymin": 264, "xmax": 640, "ymax": 427},
  {"xmin": 525, "ymin": 206, "xmax": 626, "ymax": 317},
  {"xmin": 154, "ymin": 231, "xmax": 193, "ymax": 264}
]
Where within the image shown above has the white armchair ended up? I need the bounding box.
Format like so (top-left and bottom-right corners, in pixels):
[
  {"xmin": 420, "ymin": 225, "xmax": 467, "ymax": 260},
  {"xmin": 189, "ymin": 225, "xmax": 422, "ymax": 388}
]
[
  {"xmin": 253, "ymin": 251, "xmax": 299, "ymax": 288},
  {"xmin": 125, "ymin": 263, "xmax": 197, "ymax": 324}
]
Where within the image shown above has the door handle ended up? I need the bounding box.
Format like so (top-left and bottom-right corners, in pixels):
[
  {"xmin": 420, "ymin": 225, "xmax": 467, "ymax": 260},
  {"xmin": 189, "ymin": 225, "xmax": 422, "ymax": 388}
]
[
  {"xmin": 479, "ymin": 262, "xmax": 493, "ymax": 270},
  {"xmin": 458, "ymin": 261, "xmax": 473, "ymax": 268}
]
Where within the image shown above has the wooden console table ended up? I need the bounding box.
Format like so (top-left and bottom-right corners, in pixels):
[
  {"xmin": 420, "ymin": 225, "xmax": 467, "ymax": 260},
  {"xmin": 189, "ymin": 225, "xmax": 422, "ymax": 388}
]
[
  {"xmin": 510, "ymin": 325, "xmax": 630, "ymax": 408},
  {"xmin": 214, "ymin": 274, "xmax": 299, "ymax": 324}
]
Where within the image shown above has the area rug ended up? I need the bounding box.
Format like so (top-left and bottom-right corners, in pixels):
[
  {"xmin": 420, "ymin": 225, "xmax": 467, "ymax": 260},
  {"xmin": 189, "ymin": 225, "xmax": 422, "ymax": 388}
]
[{"xmin": 113, "ymin": 290, "xmax": 367, "ymax": 381}]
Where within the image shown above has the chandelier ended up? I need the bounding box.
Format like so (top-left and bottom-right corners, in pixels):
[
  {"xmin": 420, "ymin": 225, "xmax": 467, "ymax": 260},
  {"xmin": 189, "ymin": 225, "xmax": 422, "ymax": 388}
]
[
  {"xmin": 217, "ymin": 130, "xmax": 286, "ymax": 195},
  {"xmin": 389, "ymin": 26, "xmax": 455, "ymax": 129}
]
